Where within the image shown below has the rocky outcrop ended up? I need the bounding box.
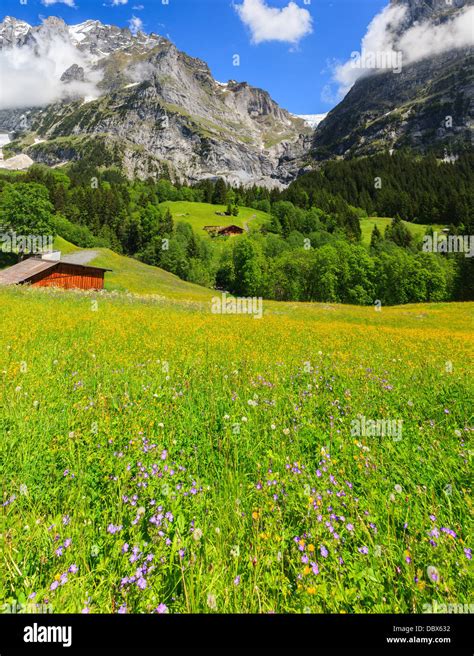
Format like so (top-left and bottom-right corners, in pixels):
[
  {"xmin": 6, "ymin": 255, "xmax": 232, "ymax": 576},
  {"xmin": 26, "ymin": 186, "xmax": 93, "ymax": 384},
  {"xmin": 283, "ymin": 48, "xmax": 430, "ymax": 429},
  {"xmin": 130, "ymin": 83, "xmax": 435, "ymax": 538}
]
[
  {"xmin": 314, "ymin": 0, "xmax": 473, "ymax": 159},
  {"xmin": 0, "ymin": 16, "xmax": 312, "ymax": 187}
]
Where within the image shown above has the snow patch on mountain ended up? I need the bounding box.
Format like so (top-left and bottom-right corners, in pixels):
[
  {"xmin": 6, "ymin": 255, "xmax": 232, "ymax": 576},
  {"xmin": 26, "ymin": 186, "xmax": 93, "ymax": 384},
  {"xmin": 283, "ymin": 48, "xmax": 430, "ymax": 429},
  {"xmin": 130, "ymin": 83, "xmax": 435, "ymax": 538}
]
[{"xmin": 295, "ymin": 114, "xmax": 328, "ymax": 129}]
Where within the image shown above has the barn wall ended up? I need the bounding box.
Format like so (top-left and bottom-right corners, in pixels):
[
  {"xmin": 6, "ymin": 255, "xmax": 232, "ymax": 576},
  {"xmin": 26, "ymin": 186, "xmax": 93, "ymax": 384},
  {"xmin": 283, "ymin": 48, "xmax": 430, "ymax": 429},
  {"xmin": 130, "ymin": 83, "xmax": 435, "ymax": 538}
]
[{"xmin": 29, "ymin": 264, "xmax": 105, "ymax": 290}]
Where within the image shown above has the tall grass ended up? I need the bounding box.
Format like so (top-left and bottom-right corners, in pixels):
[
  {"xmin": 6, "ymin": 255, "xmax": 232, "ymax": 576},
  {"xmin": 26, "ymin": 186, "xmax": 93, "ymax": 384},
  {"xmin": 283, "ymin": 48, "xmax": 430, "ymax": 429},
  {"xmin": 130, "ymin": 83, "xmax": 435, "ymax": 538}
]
[{"xmin": 1, "ymin": 286, "xmax": 472, "ymax": 614}]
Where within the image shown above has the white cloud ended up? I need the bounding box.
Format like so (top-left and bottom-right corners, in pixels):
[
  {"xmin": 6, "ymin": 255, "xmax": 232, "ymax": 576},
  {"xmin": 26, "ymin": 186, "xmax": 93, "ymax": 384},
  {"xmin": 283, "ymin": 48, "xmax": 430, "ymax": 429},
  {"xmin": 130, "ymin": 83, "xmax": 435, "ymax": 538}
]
[
  {"xmin": 235, "ymin": 0, "xmax": 313, "ymax": 45},
  {"xmin": 111, "ymin": 0, "xmax": 128, "ymax": 5},
  {"xmin": 128, "ymin": 15, "xmax": 143, "ymax": 35},
  {"xmin": 41, "ymin": 0, "xmax": 76, "ymax": 7},
  {"xmin": 0, "ymin": 28, "xmax": 101, "ymax": 110},
  {"xmin": 332, "ymin": 2, "xmax": 474, "ymax": 100}
]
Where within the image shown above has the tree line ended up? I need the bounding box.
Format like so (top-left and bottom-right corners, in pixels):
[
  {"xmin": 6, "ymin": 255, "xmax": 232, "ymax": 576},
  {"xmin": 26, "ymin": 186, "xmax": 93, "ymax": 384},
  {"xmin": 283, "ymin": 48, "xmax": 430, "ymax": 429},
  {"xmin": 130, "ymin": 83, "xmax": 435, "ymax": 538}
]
[{"xmin": 0, "ymin": 153, "xmax": 472, "ymax": 303}]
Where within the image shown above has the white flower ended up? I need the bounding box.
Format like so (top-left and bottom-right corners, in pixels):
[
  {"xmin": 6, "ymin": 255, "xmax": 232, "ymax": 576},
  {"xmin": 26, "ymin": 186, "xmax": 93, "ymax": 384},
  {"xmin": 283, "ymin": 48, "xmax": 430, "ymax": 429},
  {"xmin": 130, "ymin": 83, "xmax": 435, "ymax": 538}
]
[
  {"xmin": 19, "ymin": 484, "xmax": 28, "ymax": 496},
  {"xmin": 389, "ymin": 493, "xmax": 396, "ymax": 502},
  {"xmin": 193, "ymin": 528, "xmax": 203, "ymax": 541},
  {"xmin": 241, "ymin": 416, "xmax": 248, "ymax": 423},
  {"xmin": 223, "ymin": 414, "xmax": 230, "ymax": 420},
  {"xmin": 427, "ymin": 565, "xmax": 439, "ymax": 582},
  {"xmin": 283, "ymin": 428, "xmax": 290, "ymax": 435},
  {"xmin": 215, "ymin": 527, "xmax": 221, "ymax": 534},
  {"xmin": 271, "ymin": 424, "xmax": 276, "ymax": 430},
  {"xmin": 394, "ymin": 484, "xmax": 402, "ymax": 494},
  {"xmin": 230, "ymin": 545, "xmax": 240, "ymax": 558},
  {"xmin": 248, "ymin": 399, "xmax": 258, "ymax": 407},
  {"xmin": 207, "ymin": 594, "xmax": 217, "ymax": 610},
  {"xmin": 15, "ymin": 386, "xmax": 22, "ymax": 392}
]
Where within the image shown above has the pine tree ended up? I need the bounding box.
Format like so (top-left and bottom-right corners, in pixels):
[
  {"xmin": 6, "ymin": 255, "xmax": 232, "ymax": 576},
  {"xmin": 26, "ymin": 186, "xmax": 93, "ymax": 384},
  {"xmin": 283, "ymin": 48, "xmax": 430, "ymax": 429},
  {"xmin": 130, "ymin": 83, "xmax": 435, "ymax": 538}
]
[
  {"xmin": 370, "ymin": 224, "xmax": 383, "ymax": 249},
  {"xmin": 213, "ymin": 179, "xmax": 227, "ymax": 205}
]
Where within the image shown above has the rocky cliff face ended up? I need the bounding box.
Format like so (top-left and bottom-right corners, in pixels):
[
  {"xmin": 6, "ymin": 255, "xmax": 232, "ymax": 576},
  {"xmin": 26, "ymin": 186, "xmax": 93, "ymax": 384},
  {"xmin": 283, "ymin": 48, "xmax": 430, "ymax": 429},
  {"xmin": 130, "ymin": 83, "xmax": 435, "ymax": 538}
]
[
  {"xmin": 314, "ymin": 0, "xmax": 473, "ymax": 159},
  {"xmin": 0, "ymin": 16, "xmax": 312, "ymax": 186}
]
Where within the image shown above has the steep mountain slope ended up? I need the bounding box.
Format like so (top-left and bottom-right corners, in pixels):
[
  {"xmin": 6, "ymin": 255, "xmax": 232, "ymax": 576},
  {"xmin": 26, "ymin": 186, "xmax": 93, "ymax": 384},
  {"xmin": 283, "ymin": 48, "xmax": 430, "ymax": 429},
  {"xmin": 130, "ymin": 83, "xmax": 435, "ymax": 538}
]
[
  {"xmin": 314, "ymin": 0, "xmax": 473, "ymax": 159},
  {"xmin": 0, "ymin": 16, "xmax": 312, "ymax": 187}
]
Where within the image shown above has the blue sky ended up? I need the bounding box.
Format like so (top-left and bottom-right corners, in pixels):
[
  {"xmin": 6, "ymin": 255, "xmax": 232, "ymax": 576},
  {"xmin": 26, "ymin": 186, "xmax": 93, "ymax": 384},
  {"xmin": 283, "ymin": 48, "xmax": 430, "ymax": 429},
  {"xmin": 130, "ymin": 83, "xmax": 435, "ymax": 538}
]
[{"xmin": 1, "ymin": 0, "xmax": 389, "ymax": 114}]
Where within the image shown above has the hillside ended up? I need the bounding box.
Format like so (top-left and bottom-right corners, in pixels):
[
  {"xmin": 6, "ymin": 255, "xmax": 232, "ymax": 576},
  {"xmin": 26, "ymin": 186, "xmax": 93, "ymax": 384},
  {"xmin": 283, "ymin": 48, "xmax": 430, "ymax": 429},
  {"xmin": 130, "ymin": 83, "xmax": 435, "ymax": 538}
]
[
  {"xmin": 158, "ymin": 201, "xmax": 270, "ymax": 237},
  {"xmin": 359, "ymin": 217, "xmax": 442, "ymax": 245},
  {"xmin": 51, "ymin": 238, "xmax": 214, "ymax": 300}
]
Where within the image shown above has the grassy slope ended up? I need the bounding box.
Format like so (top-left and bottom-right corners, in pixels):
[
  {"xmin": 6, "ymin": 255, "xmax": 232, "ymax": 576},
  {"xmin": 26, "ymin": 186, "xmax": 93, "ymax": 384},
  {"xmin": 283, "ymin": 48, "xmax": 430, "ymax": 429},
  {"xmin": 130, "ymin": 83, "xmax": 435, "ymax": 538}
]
[
  {"xmin": 361, "ymin": 218, "xmax": 444, "ymax": 246},
  {"xmin": 51, "ymin": 237, "xmax": 214, "ymax": 300},
  {"xmin": 89, "ymin": 248, "xmax": 214, "ymax": 300},
  {"xmin": 159, "ymin": 201, "xmax": 270, "ymax": 237}
]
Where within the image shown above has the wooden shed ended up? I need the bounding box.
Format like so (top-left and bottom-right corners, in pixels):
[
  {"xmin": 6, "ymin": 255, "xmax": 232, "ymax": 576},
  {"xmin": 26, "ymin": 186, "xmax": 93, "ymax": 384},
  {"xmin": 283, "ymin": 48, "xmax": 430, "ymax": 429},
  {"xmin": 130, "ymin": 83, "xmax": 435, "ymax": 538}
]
[
  {"xmin": 0, "ymin": 257, "xmax": 110, "ymax": 291},
  {"xmin": 204, "ymin": 225, "xmax": 244, "ymax": 237}
]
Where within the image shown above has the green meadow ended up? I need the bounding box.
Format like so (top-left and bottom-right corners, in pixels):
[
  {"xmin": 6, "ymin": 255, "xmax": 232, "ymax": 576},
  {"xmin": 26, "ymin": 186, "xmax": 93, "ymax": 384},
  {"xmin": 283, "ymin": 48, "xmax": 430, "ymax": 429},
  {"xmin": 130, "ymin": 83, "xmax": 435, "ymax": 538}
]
[
  {"xmin": 158, "ymin": 201, "xmax": 270, "ymax": 237},
  {"xmin": 1, "ymin": 275, "xmax": 472, "ymax": 614}
]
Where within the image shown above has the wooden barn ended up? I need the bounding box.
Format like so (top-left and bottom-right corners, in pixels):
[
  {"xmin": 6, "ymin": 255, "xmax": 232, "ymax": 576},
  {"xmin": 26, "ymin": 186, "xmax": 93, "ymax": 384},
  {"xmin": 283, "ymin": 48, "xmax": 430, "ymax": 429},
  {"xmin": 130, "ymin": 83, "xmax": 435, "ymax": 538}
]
[
  {"xmin": 204, "ymin": 225, "xmax": 244, "ymax": 237},
  {"xmin": 0, "ymin": 256, "xmax": 110, "ymax": 291}
]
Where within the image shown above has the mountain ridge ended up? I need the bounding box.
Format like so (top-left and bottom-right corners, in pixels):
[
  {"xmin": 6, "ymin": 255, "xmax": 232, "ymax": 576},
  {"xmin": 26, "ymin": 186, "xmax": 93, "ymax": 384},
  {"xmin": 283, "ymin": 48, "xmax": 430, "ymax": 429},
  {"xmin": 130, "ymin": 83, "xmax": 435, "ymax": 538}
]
[
  {"xmin": 0, "ymin": 16, "xmax": 312, "ymax": 187},
  {"xmin": 314, "ymin": 0, "xmax": 473, "ymax": 159}
]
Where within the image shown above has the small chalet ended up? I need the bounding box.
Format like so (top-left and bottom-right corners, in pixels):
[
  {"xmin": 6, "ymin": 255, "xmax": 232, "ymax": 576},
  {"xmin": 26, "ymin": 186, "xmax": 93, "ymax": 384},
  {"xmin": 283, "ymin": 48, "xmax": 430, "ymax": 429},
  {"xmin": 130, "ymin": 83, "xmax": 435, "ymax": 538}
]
[
  {"xmin": 204, "ymin": 225, "xmax": 244, "ymax": 237},
  {"xmin": 0, "ymin": 252, "xmax": 111, "ymax": 291}
]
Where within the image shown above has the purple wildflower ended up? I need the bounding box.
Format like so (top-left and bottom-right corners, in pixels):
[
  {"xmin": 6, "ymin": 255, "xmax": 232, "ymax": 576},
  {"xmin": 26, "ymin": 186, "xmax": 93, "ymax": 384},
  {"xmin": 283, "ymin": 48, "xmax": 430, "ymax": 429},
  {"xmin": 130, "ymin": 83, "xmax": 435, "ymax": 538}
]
[{"xmin": 137, "ymin": 577, "xmax": 147, "ymax": 590}]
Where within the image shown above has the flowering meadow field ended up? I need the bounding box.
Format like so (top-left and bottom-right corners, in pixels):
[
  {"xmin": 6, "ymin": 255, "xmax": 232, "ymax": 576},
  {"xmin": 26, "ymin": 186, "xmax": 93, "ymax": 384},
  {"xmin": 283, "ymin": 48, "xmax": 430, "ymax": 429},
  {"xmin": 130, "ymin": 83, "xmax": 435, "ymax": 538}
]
[{"xmin": 0, "ymin": 286, "xmax": 472, "ymax": 614}]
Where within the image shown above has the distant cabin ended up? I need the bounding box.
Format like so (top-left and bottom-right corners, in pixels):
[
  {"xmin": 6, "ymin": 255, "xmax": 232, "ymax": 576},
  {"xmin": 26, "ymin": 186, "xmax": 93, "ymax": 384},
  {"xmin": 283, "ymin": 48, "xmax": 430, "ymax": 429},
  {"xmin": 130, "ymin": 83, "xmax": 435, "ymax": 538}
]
[
  {"xmin": 0, "ymin": 252, "xmax": 110, "ymax": 291},
  {"xmin": 204, "ymin": 225, "xmax": 244, "ymax": 237}
]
